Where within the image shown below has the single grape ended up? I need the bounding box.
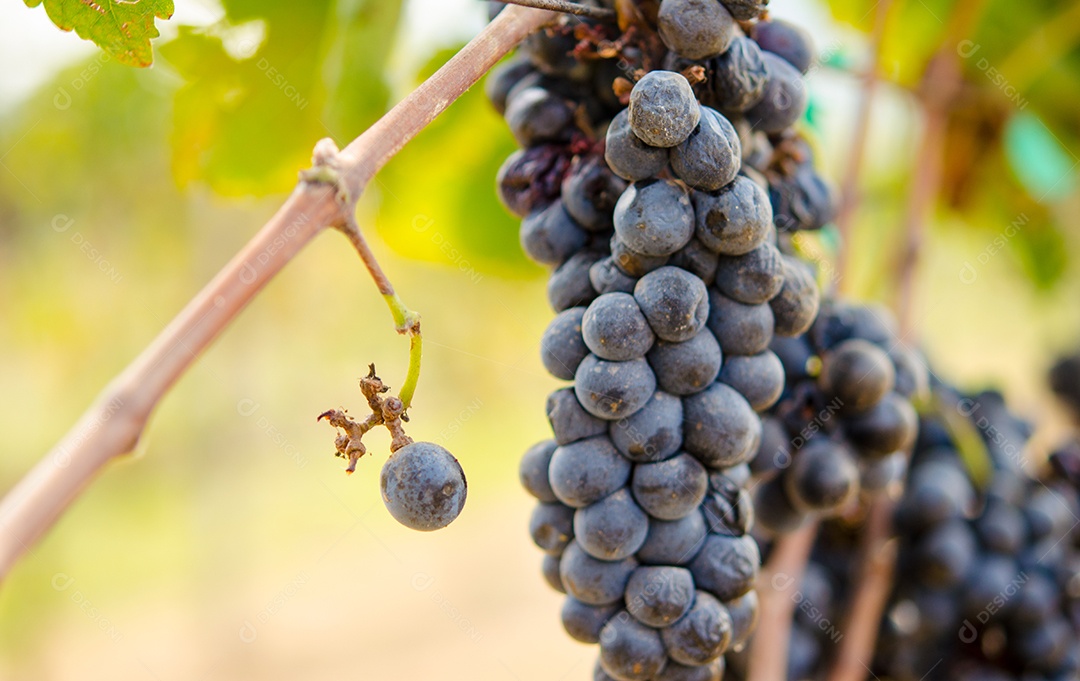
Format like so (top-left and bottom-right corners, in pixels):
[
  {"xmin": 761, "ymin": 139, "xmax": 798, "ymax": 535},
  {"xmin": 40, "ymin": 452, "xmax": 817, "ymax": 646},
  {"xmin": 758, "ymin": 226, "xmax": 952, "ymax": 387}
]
[
  {"xmin": 575, "ymin": 355, "xmax": 658, "ymax": 420},
  {"xmin": 657, "ymin": 0, "xmax": 736, "ymax": 60},
  {"xmin": 753, "ymin": 476, "xmax": 806, "ymax": 534},
  {"xmin": 845, "ymin": 392, "xmax": 918, "ymax": 457},
  {"xmin": 380, "ymin": 442, "xmax": 467, "ymax": 531},
  {"xmin": 549, "ymin": 436, "xmax": 632, "ymax": 508},
  {"xmin": 745, "ymin": 53, "xmax": 807, "ymax": 134},
  {"xmin": 625, "ymin": 566, "xmax": 696, "ymax": 627},
  {"xmin": 660, "ymin": 591, "xmax": 733, "ymax": 665},
  {"xmin": 820, "ymin": 338, "xmax": 896, "ymax": 414},
  {"xmin": 505, "ymin": 86, "xmax": 574, "ymax": 146},
  {"xmin": 632, "ymin": 453, "xmax": 709, "ymax": 520},
  {"xmin": 668, "ymin": 238, "xmax": 720, "ymax": 283},
  {"xmin": 688, "ymin": 534, "xmax": 760, "ymax": 601},
  {"xmin": 637, "ymin": 510, "xmax": 708, "ymax": 565},
  {"xmin": 671, "ymin": 108, "xmax": 742, "ymax": 192},
  {"xmin": 521, "ymin": 199, "xmax": 588, "ymax": 266},
  {"xmin": 913, "ymin": 519, "xmax": 977, "ymax": 588},
  {"xmin": 769, "ymin": 255, "xmax": 820, "ymax": 337},
  {"xmin": 628, "ymin": 71, "xmax": 701, "ymax": 148},
  {"xmin": 599, "ymin": 612, "xmax": 669, "ymax": 680},
  {"xmin": 496, "ymin": 144, "xmax": 571, "ymax": 218},
  {"xmin": 700, "ymin": 484, "xmax": 754, "ymax": 537},
  {"xmin": 542, "ymin": 552, "xmax": 566, "ymax": 593},
  {"xmin": 530, "ymin": 501, "xmax": 576, "ymax": 554},
  {"xmin": 520, "ymin": 439, "xmax": 558, "ymax": 502},
  {"xmin": 548, "ymin": 388, "xmax": 608, "ymax": 445},
  {"xmin": 486, "ymin": 56, "xmax": 536, "ymax": 115},
  {"xmin": 704, "ymin": 37, "xmax": 767, "ymax": 112},
  {"xmin": 706, "ymin": 289, "xmax": 775, "ymax": 357},
  {"xmin": 605, "ymin": 109, "xmax": 671, "ymax": 181},
  {"xmin": 563, "ymin": 597, "xmax": 622, "ymax": 644},
  {"xmin": 693, "ymin": 175, "xmax": 773, "ymax": 255},
  {"xmin": 647, "ymin": 329, "xmax": 723, "ymax": 396},
  {"xmin": 548, "ymin": 251, "xmax": 602, "ymax": 312},
  {"xmin": 611, "ymin": 235, "xmax": 672, "ymax": 277},
  {"xmin": 718, "ymin": 350, "xmax": 785, "ymax": 411},
  {"xmin": 583, "ymin": 292, "xmax": 657, "ymax": 361},
  {"xmin": 782, "ymin": 438, "xmax": 859, "ymax": 512},
  {"xmin": 754, "ymin": 19, "xmax": 814, "ymax": 74},
  {"xmin": 719, "ymin": 0, "xmax": 767, "ymax": 21},
  {"xmin": 653, "ymin": 659, "xmax": 724, "ymax": 681},
  {"xmin": 725, "ymin": 590, "xmax": 759, "ymax": 650},
  {"xmin": 614, "ymin": 180, "xmax": 695, "ymax": 257},
  {"xmin": 574, "ymin": 488, "xmax": 651, "ymax": 560},
  {"xmin": 562, "ymin": 155, "xmax": 628, "ymax": 232},
  {"xmin": 682, "ymin": 382, "xmax": 762, "ymax": 468},
  {"xmin": 634, "ymin": 267, "xmax": 710, "ymax": 342},
  {"xmin": 591, "ymin": 256, "xmax": 640, "ymax": 295},
  {"xmin": 561, "ymin": 540, "xmax": 638, "ymax": 605},
  {"xmin": 540, "ymin": 306, "xmax": 590, "ymax": 381},
  {"xmin": 609, "ymin": 390, "xmax": 684, "ymax": 462},
  {"xmin": 714, "ymin": 242, "xmax": 785, "ymax": 305}
]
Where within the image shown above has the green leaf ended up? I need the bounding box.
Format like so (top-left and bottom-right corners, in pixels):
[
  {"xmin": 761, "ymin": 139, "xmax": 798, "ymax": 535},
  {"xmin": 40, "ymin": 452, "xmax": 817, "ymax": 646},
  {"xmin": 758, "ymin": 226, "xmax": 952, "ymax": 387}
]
[{"xmin": 24, "ymin": 0, "xmax": 174, "ymax": 67}]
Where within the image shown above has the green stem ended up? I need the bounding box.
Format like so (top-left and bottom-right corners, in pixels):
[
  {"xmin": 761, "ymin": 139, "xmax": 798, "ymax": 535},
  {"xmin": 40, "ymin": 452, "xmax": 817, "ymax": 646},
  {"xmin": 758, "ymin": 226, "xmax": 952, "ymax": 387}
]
[{"xmin": 382, "ymin": 292, "xmax": 422, "ymax": 414}]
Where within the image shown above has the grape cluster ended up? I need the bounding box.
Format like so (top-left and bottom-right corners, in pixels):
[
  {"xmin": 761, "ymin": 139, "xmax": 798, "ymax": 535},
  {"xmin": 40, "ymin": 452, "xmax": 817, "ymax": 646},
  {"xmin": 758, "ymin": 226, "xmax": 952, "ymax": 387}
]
[
  {"xmin": 749, "ymin": 301, "xmax": 924, "ymax": 534},
  {"xmin": 490, "ymin": 2, "xmax": 835, "ymax": 678}
]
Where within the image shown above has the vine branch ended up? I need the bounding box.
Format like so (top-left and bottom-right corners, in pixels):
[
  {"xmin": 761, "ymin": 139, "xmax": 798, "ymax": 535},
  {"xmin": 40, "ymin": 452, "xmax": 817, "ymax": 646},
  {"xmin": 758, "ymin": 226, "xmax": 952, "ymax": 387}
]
[{"xmin": 0, "ymin": 3, "xmax": 556, "ymax": 582}]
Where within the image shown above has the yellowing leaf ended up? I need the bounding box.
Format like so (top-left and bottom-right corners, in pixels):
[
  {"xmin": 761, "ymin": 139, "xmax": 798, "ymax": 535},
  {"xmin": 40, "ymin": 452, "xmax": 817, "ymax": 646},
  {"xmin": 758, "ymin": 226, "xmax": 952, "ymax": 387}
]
[{"xmin": 24, "ymin": 0, "xmax": 174, "ymax": 67}]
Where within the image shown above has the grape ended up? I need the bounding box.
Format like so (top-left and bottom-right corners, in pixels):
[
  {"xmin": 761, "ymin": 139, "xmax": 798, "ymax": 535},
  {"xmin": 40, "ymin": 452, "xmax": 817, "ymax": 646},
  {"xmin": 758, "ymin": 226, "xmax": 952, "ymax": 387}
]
[
  {"xmin": 634, "ymin": 267, "xmax": 710, "ymax": 342},
  {"xmin": 542, "ymin": 552, "xmax": 566, "ymax": 593},
  {"xmin": 820, "ymin": 338, "xmax": 896, "ymax": 414},
  {"xmin": 505, "ymin": 86, "xmax": 575, "ymax": 146},
  {"xmin": 531, "ymin": 501, "xmax": 576, "ymax": 554},
  {"xmin": 614, "ymin": 180, "xmax": 695, "ymax": 257},
  {"xmin": 668, "ymin": 238, "xmax": 720, "ymax": 283},
  {"xmin": 637, "ymin": 511, "xmax": 708, "ymax": 565},
  {"xmin": 653, "ymin": 659, "xmax": 724, "ymax": 681},
  {"xmin": 845, "ymin": 392, "xmax": 918, "ymax": 457},
  {"xmin": 913, "ymin": 519, "xmax": 977, "ymax": 587},
  {"xmin": 782, "ymin": 438, "xmax": 859, "ymax": 512},
  {"xmin": 541, "ymin": 306, "xmax": 590, "ymax": 381},
  {"xmin": 718, "ymin": 351, "xmax": 785, "ymax": 411},
  {"xmin": 688, "ymin": 534, "xmax": 760, "ymax": 601},
  {"xmin": 889, "ymin": 346, "xmax": 930, "ymax": 401},
  {"xmin": 486, "ymin": 56, "xmax": 536, "ymax": 115},
  {"xmin": 700, "ymin": 482, "xmax": 754, "ymax": 536},
  {"xmin": 574, "ymin": 488, "xmax": 651, "ymax": 560},
  {"xmin": 647, "ymin": 329, "xmax": 723, "ymax": 396},
  {"xmin": 660, "ymin": 591, "xmax": 733, "ymax": 665},
  {"xmin": 683, "ymin": 382, "xmax": 762, "ymax": 468},
  {"xmin": 520, "ymin": 439, "xmax": 558, "ymax": 502},
  {"xmin": 521, "ymin": 27, "xmax": 592, "ymax": 80},
  {"xmin": 497, "ymin": 145, "xmax": 571, "ymax": 218},
  {"xmin": 575, "ymin": 355, "xmax": 658, "ymax": 420},
  {"xmin": 563, "ymin": 597, "xmax": 622, "ymax": 644},
  {"xmin": 770, "ymin": 255, "xmax": 820, "ymax": 337},
  {"xmin": 745, "ymin": 53, "xmax": 807, "ymax": 134},
  {"xmin": 714, "ymin": 241, "xmax": 785, "ymax": 305},
  {"xmin": 724, "ymin": 590, "xmax": 759, "ymax": 650},
  {"xmin": 591, "ymin": 256, "xmax": 640, "ymax": 295},
  {"xmin": 628, "ymin": 71, "xmax": 701, "ymax": 148},
  {"xmin": 609, "ymin": 390, "xmax": 684, "ymax": 462},
  {"xmin": 706, "ymin": 289, "xmax": 775, "ymax": 357},
  {"xmin": 656, "ymin": 0, "xmax": 735, "ymax": 60},
  {"xmin": 583, "ymin": 293, "xmax": 657, "ymax": 361},
  {"xmin": 711, "ymin": 462, "xmax": 751, "ymax": 489},
  {"xmin": 960, "ymin": 554, "xmax": 1020, "ymax": 618},
  {"xmin": 625, "ymin": 566, "xmax": 696, "ymax": 627},
  {"xmin": 561, "ymin": 541, "xmax": 638, "ymax": 605},
  {"xmin": 768, "ymin": 334, "xmax": 812, "ymax": 381},
  {"xmin": 693, "ymin": 175, "xmax": 773, "ymax": 255},
  {"xmin": 611, "ymin": 235, "xmax": 673, "ymax": 277},
  {"xmin": 548, "ymin": 387, "xmax": 609, "ymax": 445},
  {"xmin": 549, "ymin": 436, "xmax": 632, "ymax": 508},
  {"xmin": 719, "ymin": 0, "xmax": 767, "ymax": 21},
  {"xmin": 753, "ymin": 476, "xmax": 806, "ymax": 534},
  {"xmin": 703, "ymin": 37, "xmax": 768, "ymax": 113},
  {"xmin": 380, "ymin": 442, "xmax": 467, "ymax": 531},
  {"xmin": 768, "ymin": 162, "xmax": 835, "ymax": 232},
  {"xmin": 548, "ymin": 251, "xmax": 601, "ymax": 312},
  {"xmin": 632, "ymin": 453, "xmax": 709, "ymax": 520},
  {"xmin": 894, "ymin": 459, "xmax": 975, "ymax": 532},
  {"xmin": 670, "ymin": 108, "xmax": 742, "ymax": 191},
  {"xmin": 562, "ymin": 155, "xmax": 628, "ymax": 232},
  {"xmin": 973, "ymin": 497, "xmax": 1027, "ymax": 554},
  {"xmin": 605, "ymin": 109, "xmax": 671, "ymax": 182},
  {"xmin": 521, "ymin": 200, "xmax": 588, "ymax": 266},
  {"xmin": 754, "ymin": 19, "xmax": 814, "ymax": 74},
  {"xmin": 598, "ymin": 613, "xmax": 669, "ymax": 680}
]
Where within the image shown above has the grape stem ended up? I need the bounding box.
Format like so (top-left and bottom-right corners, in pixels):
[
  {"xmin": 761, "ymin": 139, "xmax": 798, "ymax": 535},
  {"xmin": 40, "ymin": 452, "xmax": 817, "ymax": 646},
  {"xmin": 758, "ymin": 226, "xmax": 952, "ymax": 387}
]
[
  {"xmin": 746, "ymin": 519, "xmax": 820, "ymax": 681},
  {"xmin": 0, "ymin": 3, "xmax": 557, "ymax": 582}
]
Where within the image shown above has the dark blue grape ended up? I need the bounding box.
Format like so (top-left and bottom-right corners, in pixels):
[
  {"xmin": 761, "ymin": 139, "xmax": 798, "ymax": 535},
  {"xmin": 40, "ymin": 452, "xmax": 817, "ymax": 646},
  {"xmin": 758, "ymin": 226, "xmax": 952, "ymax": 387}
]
[
  {"xmin": 889, "ymin": 346, "xmax": 930, "ymax": 401},
  {"xmin": 542, "ymin": 552, "xmax": 566, "ymax": 593},
  {"xmin": 583, "ymin": 293, "xmax": 657, "ymax": 361},
  {"xmin": 769, "ymin": 334, "xmax": 813, "ymax": 381},
  {"xmin": 486, "ymin": 56, "xmax": 536, "ymax": 115},
  {"xmin": 754, "ymin": 19, "xmax": 814, "ymax": 74},
  {"xmin": 562, "ymin": 155, "xmax": 628, "ymax": 232},
  {"xmin": 521, "ymin": 26, "xmax": 593, "ymax": 81},
  {"xmin": 612, "ymin": 235, "xmax": 672, "ymax": 277},
  {"xmin": 599, "ymin": 612, "xmax": 669, "ymax": 680},
  {"xmin": 647, "ymin": 329, "xmax": 723, "ymax": 396},
  {"xmin": 380, "ymin": 442, "xmax": 467, "ymax": 531},
  {"xmin": 704, "ymin": 37, "xmax": 767, "ymax": 113},
  {"xmin": 973, "ymin": 496, "xmax": 1027, "ymax": 554},
  {"xmin": 632, "ymin": 453, "xmax": 709, "ymax": 520},
  {"xmin": 541, "ymin": 306, "xmax": 589, "ymax": 381},
  {"xmin": 591, "ymin": 256, "xmax": 640, "ymax": 295},
  {"xmin": 531, "ymin": 501, "xmax": 576, "ymax": 554},
  {"xmin": 628, "ymin": 71, "xmax": 701, "ymax": 148},
  {"xmin": 745, "ymin": 53, "xmax": 807, "ymax": 134},
  {"xmin": 749, "ymin": 416, "xmax": 790, "ymax": 479},
  {"xmin": 706, "ymin": 289, "xmax": 775, "ymax": 357},
  {"xmin": 714, "ymin": 242, "xmax": 785, "ymax": 305},
  {"xmin": 561, "ymin": 540, "xmax": 638, "ymax": 605},
  {"xmin": 668, "ymin": 238, "xmax": 720, "ymax": 283},
  {"xmin": 548, "ymin": 387, "xmax": 608, "ymax": 445},
  {"xmin": 520, "ymin": 439, "xmax": 558, "ymax": 502},
  {"xmin": 575, "ymin": 355, "xmax": 658, "ymax": 420},
  {"xmin": 894, "ymin": 459, "xmax": 975, "ymax": 532},
  {"xmin": 671, "ymin": 108, "xmax": 742, "ymax": 192},
  {"xmin": 549, "ymin": 436, "xmax": 632, "ymax": 508},
  {"xmin": 496, "ymin": 144, "xmax": 572, "ymax": 218},
  {"xmin": 914, "ymin": 519, "xmax": 977, "ymax": 588},
  {"xmin": 625, "ymin": 566, "xmax": 696, "ymax": 627},
  {"xmin": 782, "ymin": 438, "xmax": 859, "ymax": 512},
  {"xmin": 682, "ymin": 382, "xmax": 762, "ymax": 468},
  {"xmin": 753, "ymin": 476, "xmax": 806, "ymax": 534},
  {"xmin": 700, "ymin": 483, "xmax": 754, "ymax": 537},
  {"xmin": 635, "ymin": 267, "xmax": 710, "ymax": 342},
  {"xmin": 820, "ymin": 339, "xmax": 895, "ymax": 414},
  {"xmin": 548, "ymin": 250, "xmax": 601, "ymax": 312},
  {"xmin": 657, "ymin": 0, "xmax": 735, "ymax": 60},
  {"xmin": 769, "ymin": 255, "xmax": 820, "ymax": 337},
  {"xmin": 575, "ymin": 488, "xmax": 651, "ymax": 560},
  {"xmin": 725, "ymin": 590, "xmax": 759, "ymax": 650},
  {"xmin": 718, "ymin": 350, "xmax": 785, "ymax": 411},
  {"xmin": 845, "ymin": 392, "xmax": 918, "ymax": 457},
  {"xmin": 653, "ymin": 659, "xmax": 724, "ymax": 681},
  {"xmin": 605, "ymin": 109, "xmax": 671, "ymax": 182},
  {"xmin": 719, "ymin": 0, "xmax": 767, "ymax": 21},
  {"xmin": 521, "ymin": 200, "xmax": 588, "ymax": 266},
  {"xmin": 694, "ymin": 176, "xmax": 773, "ymax": 256},
  {"xmin": 661, "ymin": 591, "xmax": 733, "ymax": 665},
  {"xmin": 614, "ymin": 180, "xmax": 695, "ymax": 257},
  {"xmin": 688, "ymin": 534, "xmax": 760, "ymax": 601},
  {"xmin": 610, "ymin": 390, "xmax": 684, "ymax": 462},
  {"xmin": 563, "ymin": 597, "xmax": 622, "ymax": 644},
  {"xmin": 505, "ymin": 86, "xmax": 575, "ymax": 146},
  {"xmin": 637, "ymin": 510, "xmax": 708, "ymax": 565},
  {"xmin": 711, "ymin": 463, "xmax": 751, "ymax": 489}
]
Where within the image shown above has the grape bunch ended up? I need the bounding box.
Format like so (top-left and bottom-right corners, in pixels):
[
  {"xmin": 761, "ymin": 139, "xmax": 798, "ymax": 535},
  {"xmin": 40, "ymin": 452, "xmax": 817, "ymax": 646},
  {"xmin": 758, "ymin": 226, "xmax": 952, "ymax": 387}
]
[
  {"xmin": 749, "ymin": 301, "xmax": 925, "ymax": 534},
  {"xmin": 490, "ymin": 2, "xmax": 834, "ymax": 678}
]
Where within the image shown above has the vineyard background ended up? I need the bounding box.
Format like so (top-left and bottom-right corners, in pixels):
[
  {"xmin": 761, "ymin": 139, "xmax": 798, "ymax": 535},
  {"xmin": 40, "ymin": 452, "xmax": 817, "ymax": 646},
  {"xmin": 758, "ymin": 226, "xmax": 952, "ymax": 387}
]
[{"xmin": 1, "ymin": 0, "xmax": 1079, "ymax": 679}]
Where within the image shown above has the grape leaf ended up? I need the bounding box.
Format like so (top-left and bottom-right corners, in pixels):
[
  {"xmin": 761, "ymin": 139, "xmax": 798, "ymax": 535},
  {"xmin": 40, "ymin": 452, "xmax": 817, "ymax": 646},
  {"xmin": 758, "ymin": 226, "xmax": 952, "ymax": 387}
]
[{"xmin": 24, "ymin": 0, "xmax": 174, "ymax": 68}]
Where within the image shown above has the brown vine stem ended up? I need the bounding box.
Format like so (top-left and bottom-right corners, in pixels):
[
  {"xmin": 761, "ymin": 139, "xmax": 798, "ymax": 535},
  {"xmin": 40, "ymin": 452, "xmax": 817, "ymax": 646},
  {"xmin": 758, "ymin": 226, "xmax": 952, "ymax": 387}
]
[
  {"xmin": 834, "ymin": 0, "xmax": 894, "ymax": 293},
  {"xmin": 0, "ymin": 3, "xmax": 556, "ymax": 582},
  {"xmin": 825, "ymin": 499, "xmax": 898, "ymax": 681},
  {"xmin": 496, "ymin": 0, "xmax": 616, "ymax": 22},
  {"xmin": 746, "ymin": 519, "xmax": 820, "ymax": 681}
]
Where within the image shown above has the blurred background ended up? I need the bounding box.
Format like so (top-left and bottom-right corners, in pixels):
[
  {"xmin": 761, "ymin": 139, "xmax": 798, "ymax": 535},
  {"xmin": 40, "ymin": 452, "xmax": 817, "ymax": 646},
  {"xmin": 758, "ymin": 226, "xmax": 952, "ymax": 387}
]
[{"xmin": 1, "ymin": 0, "xmax": 1079, "ymax": 679}]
